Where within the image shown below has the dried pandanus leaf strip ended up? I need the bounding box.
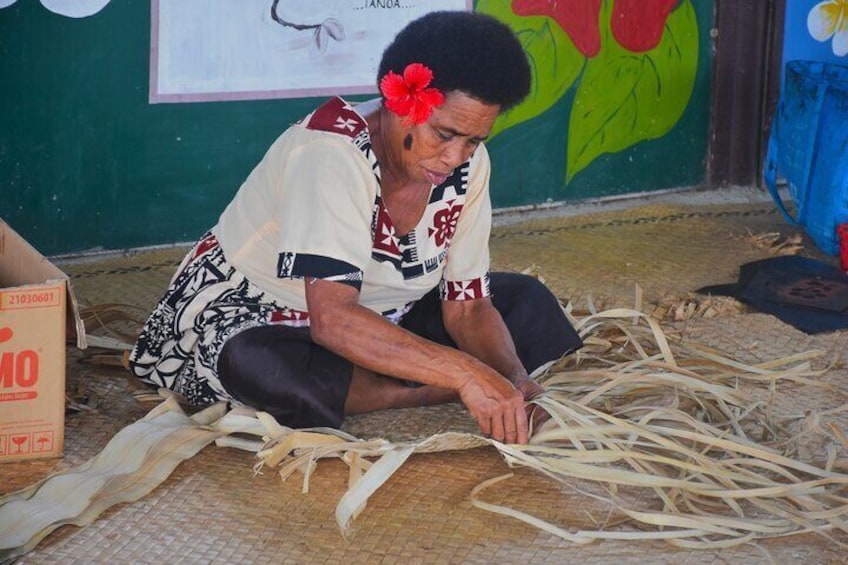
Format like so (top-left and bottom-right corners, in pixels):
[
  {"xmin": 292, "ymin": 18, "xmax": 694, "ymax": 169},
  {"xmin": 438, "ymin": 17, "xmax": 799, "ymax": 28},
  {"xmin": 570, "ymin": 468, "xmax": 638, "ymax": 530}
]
[
  {"xmin": 6, "ymin": 306, "xmax": 846, "ymax": 557},
  {"xmin": 247, "ymin": 307, "xmax": 848, "ymax": 548},
  {"xmin": 0, "ymin": 397, "xmax": 232, "ymax": 563}
]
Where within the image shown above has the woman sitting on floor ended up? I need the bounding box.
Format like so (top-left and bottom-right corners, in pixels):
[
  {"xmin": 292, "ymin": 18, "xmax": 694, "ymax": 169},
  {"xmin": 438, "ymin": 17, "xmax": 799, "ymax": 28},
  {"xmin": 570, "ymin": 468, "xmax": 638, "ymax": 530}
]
[{"xmin": 128, "ymin": 11, "xmax": 582, "ymax": 444}]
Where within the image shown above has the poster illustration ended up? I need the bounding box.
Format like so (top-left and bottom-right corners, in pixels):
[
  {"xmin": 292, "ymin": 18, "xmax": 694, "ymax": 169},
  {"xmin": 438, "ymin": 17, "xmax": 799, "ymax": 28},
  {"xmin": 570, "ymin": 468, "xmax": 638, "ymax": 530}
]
[{"xmin": 150, "ymin": 0, "xmax": 471, "ymax": 103}]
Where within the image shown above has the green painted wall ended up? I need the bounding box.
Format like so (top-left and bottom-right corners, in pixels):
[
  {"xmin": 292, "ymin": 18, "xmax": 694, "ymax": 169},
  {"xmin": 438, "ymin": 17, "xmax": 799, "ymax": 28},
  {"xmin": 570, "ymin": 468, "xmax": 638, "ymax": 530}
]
[
  {"xmin": 0, "ymin": 1, "xmax": 713, "ymax": 256},
  {"xmin": 482, "ymin": 0, "xmax": 713, "ymax": 206}
]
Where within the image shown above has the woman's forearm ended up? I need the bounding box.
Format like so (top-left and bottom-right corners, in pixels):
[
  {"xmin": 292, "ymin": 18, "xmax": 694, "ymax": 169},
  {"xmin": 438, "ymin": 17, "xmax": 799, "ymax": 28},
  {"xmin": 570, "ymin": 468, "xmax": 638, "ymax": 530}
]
[
  {"xmin": 441, "ymin": 298, "xmax": 530, "ymax": 385},
  {"xmin": 305, "ymin": 278, "xmax": 496, "ymax": 390}
]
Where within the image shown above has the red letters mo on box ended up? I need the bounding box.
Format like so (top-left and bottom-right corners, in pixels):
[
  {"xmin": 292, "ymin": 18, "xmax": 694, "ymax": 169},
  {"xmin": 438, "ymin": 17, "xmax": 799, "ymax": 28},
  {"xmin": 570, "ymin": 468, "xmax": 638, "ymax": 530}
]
[{"xmin": 0, "ymin": 219, "xmax": 86, "ymax": 462}]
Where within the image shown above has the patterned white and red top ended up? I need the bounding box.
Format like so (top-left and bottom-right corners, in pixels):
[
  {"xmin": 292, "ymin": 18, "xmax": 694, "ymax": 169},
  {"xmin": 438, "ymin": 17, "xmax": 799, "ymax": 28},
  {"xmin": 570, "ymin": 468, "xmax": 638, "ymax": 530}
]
[{"xmin": 213, "ymin": 97, "xmax": 492, "ymax": 322}]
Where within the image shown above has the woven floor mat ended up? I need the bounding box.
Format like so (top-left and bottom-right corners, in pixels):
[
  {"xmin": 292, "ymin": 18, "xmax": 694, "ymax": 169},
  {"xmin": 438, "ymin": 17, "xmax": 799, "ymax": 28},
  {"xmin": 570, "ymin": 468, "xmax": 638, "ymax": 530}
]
[
  {"xmin": 63, "ymin": 246, "xmax": 189, "ymax": 315},
  {"xmin": 3, "ymin": 201, "xmax": 846, "ymax": 563},
  {"xmin": 13, "ymin": 423, "xmax": 844, "ymax": 564},
  {"xmin": 490, "ymin": 202, "xmax": 819, "ymax": 311}
]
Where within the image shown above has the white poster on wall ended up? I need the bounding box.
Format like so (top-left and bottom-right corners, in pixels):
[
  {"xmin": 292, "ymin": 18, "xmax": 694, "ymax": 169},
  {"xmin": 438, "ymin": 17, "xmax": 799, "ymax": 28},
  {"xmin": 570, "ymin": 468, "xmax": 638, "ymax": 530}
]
[{"xmin": 150, "ymin": 0, "xmax": 471, "ymax": 103}]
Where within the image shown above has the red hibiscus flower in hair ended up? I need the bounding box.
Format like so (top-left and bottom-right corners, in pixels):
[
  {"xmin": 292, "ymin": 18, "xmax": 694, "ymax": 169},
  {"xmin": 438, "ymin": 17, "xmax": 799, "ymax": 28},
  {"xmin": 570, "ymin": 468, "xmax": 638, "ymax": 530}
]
[{"xmin": 380, "ymin": 63, "xmax": 446, "ymax": 125}]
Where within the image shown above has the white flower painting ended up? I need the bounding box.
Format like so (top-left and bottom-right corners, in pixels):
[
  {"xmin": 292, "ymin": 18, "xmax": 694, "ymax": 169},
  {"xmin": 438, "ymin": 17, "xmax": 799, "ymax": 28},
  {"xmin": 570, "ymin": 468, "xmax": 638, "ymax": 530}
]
[{"xmin": 808, "ymin": 0, "xmax": 848, "ymax": 56}]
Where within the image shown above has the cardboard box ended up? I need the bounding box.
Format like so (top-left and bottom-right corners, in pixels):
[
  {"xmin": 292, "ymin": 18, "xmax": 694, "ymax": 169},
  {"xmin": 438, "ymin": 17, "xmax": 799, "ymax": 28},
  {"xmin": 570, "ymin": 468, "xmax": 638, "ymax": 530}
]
[{"xmin": 0, "ymin": 219, "xmax": 86, "ymax": 462}]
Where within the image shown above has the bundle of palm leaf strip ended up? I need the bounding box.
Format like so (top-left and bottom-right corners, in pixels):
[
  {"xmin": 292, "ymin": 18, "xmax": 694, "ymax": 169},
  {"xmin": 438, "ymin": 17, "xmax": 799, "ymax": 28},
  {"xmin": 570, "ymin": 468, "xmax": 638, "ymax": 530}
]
[
  {"xmin": 250, "ymin": 308, "xmax": 848, "ymax": 548},
  {"xmin": 0, "ymin": 394, "xmax": 257, "ymax": 563}
]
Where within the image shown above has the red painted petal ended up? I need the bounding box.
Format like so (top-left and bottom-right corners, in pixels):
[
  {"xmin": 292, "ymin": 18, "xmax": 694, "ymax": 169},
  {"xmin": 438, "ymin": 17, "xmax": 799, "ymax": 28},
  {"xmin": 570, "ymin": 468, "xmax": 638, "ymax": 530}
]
[
  {"xmin": 511, "ymin": 0, "xmax": 552, "ymax": 15},
  {"xmin": 512, "ymin": 0, "xmax": 602, "ymax": 58},
  {"xmin": 611, "ymin": 0, "xmax": 677, "ymax": 53}
]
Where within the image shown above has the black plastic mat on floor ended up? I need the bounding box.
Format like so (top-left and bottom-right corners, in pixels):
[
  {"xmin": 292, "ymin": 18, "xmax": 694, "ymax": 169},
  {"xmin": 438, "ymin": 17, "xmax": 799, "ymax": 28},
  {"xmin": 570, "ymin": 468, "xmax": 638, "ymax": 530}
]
[{"xmin": 699, "ymin": 255, "xmax": 848, "ymax": 334}]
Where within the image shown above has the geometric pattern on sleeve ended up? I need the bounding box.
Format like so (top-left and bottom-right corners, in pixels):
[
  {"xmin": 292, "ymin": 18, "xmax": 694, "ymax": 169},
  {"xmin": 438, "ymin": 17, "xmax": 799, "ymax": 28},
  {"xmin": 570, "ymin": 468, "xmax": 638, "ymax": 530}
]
[
  {"xmin": 305, "ymin": 97, "xmax": 367, "ymax": 139},
  {"xmin": 277, "ymin": 252, "xmax": 363, "ymax": 290},
  {"xmin": 439, "ymin": 273, "xmax": 491, "ymax": 301}
]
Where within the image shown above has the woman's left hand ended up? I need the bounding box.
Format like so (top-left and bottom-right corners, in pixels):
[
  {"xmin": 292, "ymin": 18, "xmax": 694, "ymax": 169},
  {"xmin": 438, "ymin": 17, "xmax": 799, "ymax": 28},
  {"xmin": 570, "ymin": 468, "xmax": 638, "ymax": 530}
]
[
  {"xmin": 515, "ymin": 377, "xmax": 549, "ymax": 432},
  {"xmin": 515, "ymin": 377, "xmax": 545, "ymax": 402},
  {"xmin": 442, "ymin": 298, "xmax": 551, "ymax": 437}
]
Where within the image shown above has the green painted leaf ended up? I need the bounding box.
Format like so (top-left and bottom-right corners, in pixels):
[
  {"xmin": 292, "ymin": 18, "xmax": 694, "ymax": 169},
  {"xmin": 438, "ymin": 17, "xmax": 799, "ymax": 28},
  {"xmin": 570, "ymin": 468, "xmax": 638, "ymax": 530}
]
[
  {"xmin": 476, "ymin": 0, "xmax": 584, "ymax": 139},
  {"xmin": 566, "ymin": 0, "xmax": 699, "ymax": 182}
]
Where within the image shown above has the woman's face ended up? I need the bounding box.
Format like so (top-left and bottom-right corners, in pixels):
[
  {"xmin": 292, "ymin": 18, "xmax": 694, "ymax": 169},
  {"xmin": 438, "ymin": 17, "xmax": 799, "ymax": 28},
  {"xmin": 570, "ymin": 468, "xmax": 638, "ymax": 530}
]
[{"xmin": 398, "ymin": 91, "xmax": 500, "ymax": 186}]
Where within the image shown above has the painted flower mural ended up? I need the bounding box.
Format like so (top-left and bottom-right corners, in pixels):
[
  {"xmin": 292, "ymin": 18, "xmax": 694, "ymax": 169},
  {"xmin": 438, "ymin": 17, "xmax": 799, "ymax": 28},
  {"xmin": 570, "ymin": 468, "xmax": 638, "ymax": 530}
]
[
  {"xmin": 478, "ymin": 0, "xmax": 699, "ymax": 183},
  {"xmin": 511, "ymin": 0, "xmax": 603, "ymax": 57},
  {"xmin": 808, "ymin": 0, "xmax": 848, "ymax": 56},
  {"xmin": 610, "ymin": 0, "xmax": 679, "ymax": 53}
]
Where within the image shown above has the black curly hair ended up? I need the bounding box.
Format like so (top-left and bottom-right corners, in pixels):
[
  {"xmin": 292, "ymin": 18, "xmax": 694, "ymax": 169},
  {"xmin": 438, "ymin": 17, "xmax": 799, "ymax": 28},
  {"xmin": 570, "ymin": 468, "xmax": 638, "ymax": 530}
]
[{"xmin": 377, "ymin": 11, "xmax": 531, "ymax": 112}]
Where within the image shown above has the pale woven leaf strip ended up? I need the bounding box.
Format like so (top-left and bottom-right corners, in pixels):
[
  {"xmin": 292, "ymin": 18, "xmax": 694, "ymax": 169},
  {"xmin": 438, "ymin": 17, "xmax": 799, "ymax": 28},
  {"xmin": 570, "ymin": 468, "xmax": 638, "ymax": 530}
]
[
  {"xmin": 3, "ymin": 308, "xmax": 848, "ymax": 558},
  {"xmin": 0, "ymin": 395, "xmax": 235, "ymax": 563},
  {"xmin": 246, "ymin": 308, "xmax": 848, "ymax": 548}
]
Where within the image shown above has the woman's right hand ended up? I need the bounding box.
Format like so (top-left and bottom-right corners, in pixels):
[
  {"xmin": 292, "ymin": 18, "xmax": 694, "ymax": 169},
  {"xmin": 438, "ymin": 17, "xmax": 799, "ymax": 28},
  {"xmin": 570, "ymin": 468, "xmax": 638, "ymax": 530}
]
[{"xmin": 456, "ymin": 370, "xmax": 529, "ymax": 444}]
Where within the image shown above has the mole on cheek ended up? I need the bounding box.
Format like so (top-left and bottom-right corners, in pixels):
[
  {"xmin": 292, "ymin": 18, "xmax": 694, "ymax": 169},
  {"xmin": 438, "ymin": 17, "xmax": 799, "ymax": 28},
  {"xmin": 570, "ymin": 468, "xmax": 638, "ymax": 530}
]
[{"xmin": 403, "ymin": 134, "xmax": 413, "ymax": 150}]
